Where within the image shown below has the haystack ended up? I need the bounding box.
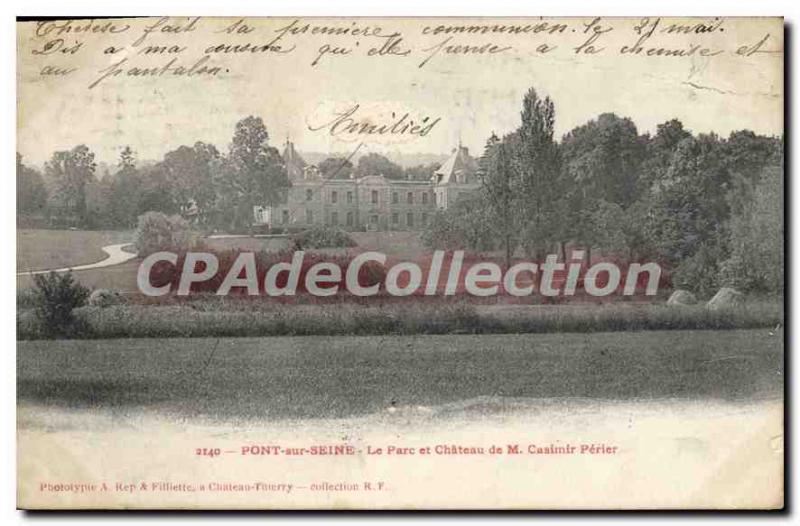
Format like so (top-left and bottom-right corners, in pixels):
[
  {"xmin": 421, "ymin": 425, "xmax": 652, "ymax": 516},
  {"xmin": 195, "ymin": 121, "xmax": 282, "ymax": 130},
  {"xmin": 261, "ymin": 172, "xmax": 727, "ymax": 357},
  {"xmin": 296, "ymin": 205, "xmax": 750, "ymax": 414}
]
[
  {"xmin": 667, "ymin": 290, "xmax": 697, "ymax": 306},
  {"xmin": 706, "ymin": 287, "xmax": 744, "ymax": 310}
]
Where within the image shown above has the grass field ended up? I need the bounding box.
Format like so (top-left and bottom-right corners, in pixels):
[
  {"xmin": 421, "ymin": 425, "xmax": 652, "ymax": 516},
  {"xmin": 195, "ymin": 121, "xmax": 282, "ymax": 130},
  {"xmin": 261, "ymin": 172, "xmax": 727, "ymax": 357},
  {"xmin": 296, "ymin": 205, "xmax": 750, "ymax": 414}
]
[
  {"xmin": 17, "ymin": 229, "xmax": 133, "ymax": 272},
  {"xmin": 17, "ymin": 329, "xmax": 783, "ymax": 421}
]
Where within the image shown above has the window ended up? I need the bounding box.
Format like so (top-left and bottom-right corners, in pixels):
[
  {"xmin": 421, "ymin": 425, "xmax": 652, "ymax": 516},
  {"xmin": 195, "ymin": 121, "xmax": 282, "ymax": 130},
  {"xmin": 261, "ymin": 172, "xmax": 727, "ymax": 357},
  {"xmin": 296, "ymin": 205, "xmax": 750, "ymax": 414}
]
[
  {"xmin": 392, "ymin": 192, "xmax": 398, "ymax": 204},
  {"xmin": 407, "ymin": 192, "xmax": 413, "ymax": 204},
  {"xmin": 306, "ymin": 189, "xmax": 313, "ymax": 201},
  {"xmin": 347, "ymin": 191, "xmax": 353, "ymax": 204},
  {"xmin": 422, "ymin": 192, "xmax": 428, "ymax": 205},
  {"xmin": 331, "ymin": 211, "xmax": 338, "ymax": 226},
  {"xmin": 306, "ymin": 209, "xmax": 314, "ymax": 224},
  {"xmin": 331, "ymin": 191, "xmax": 338, "ymax": 204},
  {"xmin": 282, "ymin": 210, "xmax": 289, "ymax": 224},
  {"xmin": 392, "ymin": 212, "xmax": 399, "ymax": 224},
  {"xmin": 421, "ymin": 212, "xmax": 428, "ymax": 225},
  {"xmin": 346, "ymin": 211, "xmax": 353, "ymax": 226},
  {"xmin": 406, "ymin": 212, "xmax": 414, "ymax": 228},
  {"xmin": 371, "ymin": 190, "xmax": 378, "ymax": 204}
]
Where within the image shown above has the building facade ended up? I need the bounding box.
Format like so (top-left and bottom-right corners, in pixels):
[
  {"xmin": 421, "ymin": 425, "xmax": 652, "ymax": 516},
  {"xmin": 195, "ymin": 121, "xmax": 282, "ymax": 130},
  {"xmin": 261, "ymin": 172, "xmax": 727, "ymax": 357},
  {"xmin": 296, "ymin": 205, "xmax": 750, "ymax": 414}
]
[{"xmin": 254, "ymin": 141, "xmax": 480, "ymax": 231}]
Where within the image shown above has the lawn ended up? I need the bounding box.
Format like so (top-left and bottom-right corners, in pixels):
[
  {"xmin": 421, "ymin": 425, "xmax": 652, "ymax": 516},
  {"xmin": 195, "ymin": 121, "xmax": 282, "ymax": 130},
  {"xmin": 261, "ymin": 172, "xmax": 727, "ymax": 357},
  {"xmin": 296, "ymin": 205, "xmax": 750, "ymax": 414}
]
[
  {"xmin": 349, "ymin": 231, "xmax": 428, "ymax": 259},
  {"xmin": 17, "ymin": 329, "xmax": 783, "ymax": 421},
  {"xmin": 17, "ymin": 229, "xmax": 133, "ymax": 272},
  {"xmin": 15, "ymin": 230, "xmax": 427, "ymax": 292}
]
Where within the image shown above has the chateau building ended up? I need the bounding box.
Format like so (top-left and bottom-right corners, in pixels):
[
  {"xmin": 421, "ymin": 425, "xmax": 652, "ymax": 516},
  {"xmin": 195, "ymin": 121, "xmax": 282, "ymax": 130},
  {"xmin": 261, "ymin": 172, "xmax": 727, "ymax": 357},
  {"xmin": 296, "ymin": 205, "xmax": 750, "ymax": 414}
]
[
  {"xmin": 254, "ymin": 141, "xmax": 479, "ymax": 231},
  {"xmin": 432, "ymin": 144, "xmax": 481, "ymax": 209}
]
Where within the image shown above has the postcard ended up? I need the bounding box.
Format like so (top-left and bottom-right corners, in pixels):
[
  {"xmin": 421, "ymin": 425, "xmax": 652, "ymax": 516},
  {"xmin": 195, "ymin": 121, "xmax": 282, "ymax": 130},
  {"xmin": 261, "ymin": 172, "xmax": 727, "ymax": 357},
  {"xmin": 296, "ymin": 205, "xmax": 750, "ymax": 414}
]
[{"xmin": 16, "ymin": 16, "xmax": 784, "ymax": 509}]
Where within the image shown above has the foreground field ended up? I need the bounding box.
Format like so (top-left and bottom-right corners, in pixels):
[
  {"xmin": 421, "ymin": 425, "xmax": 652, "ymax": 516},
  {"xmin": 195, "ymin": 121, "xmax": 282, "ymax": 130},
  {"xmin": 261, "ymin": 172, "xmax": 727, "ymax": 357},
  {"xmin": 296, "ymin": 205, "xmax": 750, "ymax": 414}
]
[{"xmin": 17, "ymin": 329, "xmax": 783, "ymax": 421}]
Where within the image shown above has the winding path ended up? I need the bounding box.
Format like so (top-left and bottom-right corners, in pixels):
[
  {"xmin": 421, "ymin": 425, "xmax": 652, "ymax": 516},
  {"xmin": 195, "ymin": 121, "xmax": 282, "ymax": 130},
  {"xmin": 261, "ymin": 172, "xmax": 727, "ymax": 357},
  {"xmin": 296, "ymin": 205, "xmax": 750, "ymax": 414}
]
[
  {"xmin": 17, "ymin": 243, "xmax": 137, "ymax": 276},
  {"xmin": 17, "ymin": 234, "xmax": 289, "ymax": 277}
]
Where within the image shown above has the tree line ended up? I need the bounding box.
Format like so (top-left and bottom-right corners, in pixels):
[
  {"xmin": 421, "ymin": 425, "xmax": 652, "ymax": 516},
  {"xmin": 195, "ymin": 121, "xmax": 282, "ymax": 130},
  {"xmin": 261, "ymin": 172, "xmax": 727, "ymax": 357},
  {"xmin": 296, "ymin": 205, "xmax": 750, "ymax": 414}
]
[
  {"xmin": 18, "ymin": 116, "xmax": 291, "ymax": 233},
  {"xmin": 423, "ymin": 88, "xmax": 783, "ymax": 297},
  {"xmin": 17, "ymin": 116, "xmax": 440, "ymax": 233},
  {"xmin": 313, "ymin": 153, "xmax": 438, "ymax": 180}
]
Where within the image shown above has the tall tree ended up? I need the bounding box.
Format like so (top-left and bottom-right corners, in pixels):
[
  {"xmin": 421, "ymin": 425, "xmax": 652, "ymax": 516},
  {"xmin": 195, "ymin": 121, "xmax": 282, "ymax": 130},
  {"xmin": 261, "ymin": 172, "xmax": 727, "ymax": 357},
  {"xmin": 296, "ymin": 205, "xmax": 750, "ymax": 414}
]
[
  {"xmin": 109, "ymin": 146, "xmax": 144, "ymax": 228},
  {"xmin": 45, "ymin": 145, "xmax": 96, "ymax": 226},
  {"xmin": 221, "ymin": 116, "xmax": 290, "ymax": 230},
  {"xmin": 480, "ymin": 134, "xmax": 518, "ymax": 267},
  {"xmin": 514, "ymin": 88, "xmax": 563, "ymax": 259}
]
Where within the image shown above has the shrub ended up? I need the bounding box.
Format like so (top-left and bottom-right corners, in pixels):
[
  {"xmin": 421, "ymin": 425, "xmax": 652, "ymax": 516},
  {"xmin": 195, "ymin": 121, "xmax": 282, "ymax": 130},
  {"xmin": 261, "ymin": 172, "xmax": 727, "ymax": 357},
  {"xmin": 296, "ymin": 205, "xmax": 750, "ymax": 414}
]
[
  {"xmin": 31, "ymin": 271, "xmax": 90, "ymax": 336},
  {"xmin": 134, "ymin": 212, "xmax": 195, "ymax": 256},
  {"xmin": 421, "ymin": 196, "xmax": 497, "ymax": 251},
  {"xmin": 672, "ymin": 243, "xmax": 725, "ymax": 298},
  {"xmin": 292, "ymin": 226, "xmax": 357, "ymax": 249},
  {"xmin": 17, "ymin": 288, "xmax": 38, "ymax": 309}
]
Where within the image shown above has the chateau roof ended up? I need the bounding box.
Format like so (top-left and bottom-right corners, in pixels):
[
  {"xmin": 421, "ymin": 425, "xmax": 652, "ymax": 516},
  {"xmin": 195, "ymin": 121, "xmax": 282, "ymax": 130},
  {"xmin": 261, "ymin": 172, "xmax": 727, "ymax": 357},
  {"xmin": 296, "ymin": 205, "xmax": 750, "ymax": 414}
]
[{"xmin": 433, "ymin": 145, "xmax": 477, "ymax": 185}]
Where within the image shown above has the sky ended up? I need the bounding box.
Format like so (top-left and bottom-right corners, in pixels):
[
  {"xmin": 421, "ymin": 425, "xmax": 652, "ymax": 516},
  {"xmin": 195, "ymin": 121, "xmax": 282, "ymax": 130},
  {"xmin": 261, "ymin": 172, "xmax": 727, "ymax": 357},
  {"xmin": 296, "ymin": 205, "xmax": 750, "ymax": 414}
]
[{"xmin": 17, "ymin": 17, "xmax": 783, "ymax": 167}]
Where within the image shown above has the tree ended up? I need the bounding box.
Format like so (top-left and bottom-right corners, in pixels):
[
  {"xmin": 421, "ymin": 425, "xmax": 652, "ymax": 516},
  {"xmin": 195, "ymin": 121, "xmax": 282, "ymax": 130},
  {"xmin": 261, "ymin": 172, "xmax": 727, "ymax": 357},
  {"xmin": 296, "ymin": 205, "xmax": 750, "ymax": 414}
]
[
  {"xmin": 355, "ymin": 152, "xmax": 404, "ymax": 179},
  {"xmin": 723, "ymin": 130, "xmax": 782, "ymax": 217},
  {"xmin": 481, "ymin": 134, "xmax": 518, "ymax": 267},
  {"xmin": 562, "ymin": 113, "xmax": 647, "ymax": 207},
  {"xmin": 513, "ymin": 88, "xmax": 564, "ymax": 260},
  {"xmin": 639, "ymin": 119, "xmax": 690, "ymax": 188},
  {"xmin": 421, "ymin": 193, "xmax": 497, "ymax": 252},
  {"xmin": 17, "ymin": 153, "xmax": 47, "ymax": 217},
  {"xmin": 405, "ymin": 162, "xmax": 441, "ymax": 181},
  {"xmin": 45, "ymin": 145, "xmax": 96, "ymax": 226},
  {"xmin": 161, "ymin": 142, "xmax": 221, "ymax": 221},
  {"xmin": 84, "ymin": 173, "xmax": 113, "ymax": 228},
  {"xmin": 561, "ymin": 113, "xmax": 649, "ymax": 264},
  {"xmin": 138, "ymin": 163, "xmax": 180, "ymax": 217},
  {"xmin": 109, "ymin": 146, "xmax": 144, "ymax": 228},
  {"xmin": 722, "ymin": 159, "xmax": 784, "ymax": 295},
  {"xmin": 318, "ymin": 157, "xmax": 353, "ymax": 179},
  {"xmin": 219, "ymin": 116, "xmax": 291, "ymax": 231},
  {"xmin": 648, "ymin": 133, "xmax": 730, "ymax": 264}
]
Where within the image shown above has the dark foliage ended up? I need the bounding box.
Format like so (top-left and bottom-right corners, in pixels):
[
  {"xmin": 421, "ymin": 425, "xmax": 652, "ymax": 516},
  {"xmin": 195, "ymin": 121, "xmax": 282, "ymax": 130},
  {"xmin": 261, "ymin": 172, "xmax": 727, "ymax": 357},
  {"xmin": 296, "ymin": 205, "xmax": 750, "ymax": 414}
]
[{"xmin": 31, "ymin": 272, "xmax": 90, "ymax": 337}]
